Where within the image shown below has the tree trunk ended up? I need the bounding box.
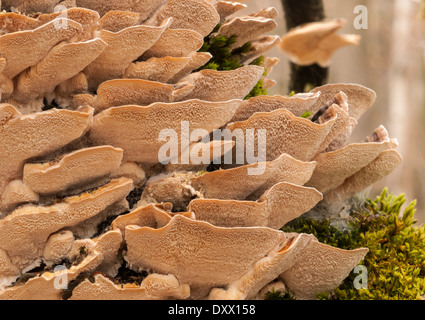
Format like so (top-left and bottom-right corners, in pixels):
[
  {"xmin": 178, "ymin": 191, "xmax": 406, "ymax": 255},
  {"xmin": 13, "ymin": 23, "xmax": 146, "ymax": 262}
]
[{"xmin": 281, "ymin": 0, "xmax": 329, "ymax": 93}]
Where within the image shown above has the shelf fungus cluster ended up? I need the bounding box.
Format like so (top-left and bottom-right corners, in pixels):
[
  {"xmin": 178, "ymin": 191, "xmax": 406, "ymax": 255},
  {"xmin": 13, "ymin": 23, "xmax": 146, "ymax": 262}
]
[{"xmin": 0, "ymin": 1, "xmax": 400, "ymax": 300}]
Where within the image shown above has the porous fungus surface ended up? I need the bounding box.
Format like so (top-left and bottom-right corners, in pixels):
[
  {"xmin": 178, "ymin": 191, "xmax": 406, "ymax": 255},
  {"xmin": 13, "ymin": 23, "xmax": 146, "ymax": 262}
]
[{"xmin": 0, "ymin": 1, "xmax": 401, "ymax": 300}]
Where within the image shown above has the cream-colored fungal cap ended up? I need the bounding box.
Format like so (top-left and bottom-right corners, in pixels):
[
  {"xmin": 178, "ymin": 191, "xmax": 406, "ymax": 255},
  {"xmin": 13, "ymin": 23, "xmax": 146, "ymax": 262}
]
[
  {"xmin": 73, "ymin": 79, "xmax": 194, "ymax": 113},
  {"xmin": 280, "ymin": 18, "xmax": 360, "ymax": 67},
  {"xmin": 23, "ymin": 146, "xmax": 124, "ymax": 194},
  {"xmin": 310, "ymin": 83, "xmax": 377, "ymax": 121},
  {"xmin": 240, "ymin": 35, "xmax": 281, "ymax": 64},
  {"xmin": 124, "ymin": 56, "xmax": 191, "ymax": 83},
  {"xmin": 188, "ymin": 182, "xmax": 323, "ymax": 229},
  {"xmin": 125, "ymin": 215, "xmax": 286, "ymax": 288},
  {"xmin": 231, "ymin": 92, "xmax": 320, "ymax": 122},
  {"xmin": 69, "ymin": 273, "xmax": 190, "ymax": 300},
  {"xmin": 0, "ymin": 18, "xmax": 82, "ymax": 78},
  {"xmin": 11, "ymin": 0, "xmax": 60, "ymax": 14},
  {"xmin": 226, "ymin": 108, "xmax": 337, "ymax": 162},
  {"xmin": 306, "ymin": 126, "xmax": 398, "ymax": 194},
  {"xmin": 111, "ymin": 162, "xmax": 146, "ymax": 186},
  {"xmin": 0, "ymin": 57, "xmax": 13, "ymax": 101},
  {"xmin": 262, "ymin": 56, "xmax": 280, "ymax": 74},
  {"xmin": 145, "ymin": 0, "xmax": 220, "ymax": 37},
  {"xmin": 138, "ymin": 173, "xmax": 202, "ymax": 211},
  {"xmin": 165, "ymin": 140, "xmax": 235, "ymax": 172},
  {"xmin": 98, "ymin": 10, "xmax": 140, "ymax": 32},
  {"xmin": 54, "ymin": 72, "xmax": 89, "ymax": 107},
  {"xmin": 0, "ymin": 12, "xmax": 42, "ymax": 34},
  {"xmin": 179, "ymin": 65, "xmax": 265, "ymax": 102},
  {"xmin": 190, "ymin": 153, "xmax": 317, "ymax": 201},
  {"xmin": 13, "ymin": 38, "xmax": 108, "ymax": 104},
  {"xmin": 83, "ymin": 19, "xmax": 172, "ymax": 90},
  {"xmin": 0, "ymin": 230, "xmax": 123, "ymax": 299},
  {"xmin": 36, "ymin": 7, "xmax": 100, "ymax": 41},
  {"xmin": 0, "ymin": 104, "xmax": 93, "ymax": 204},
  {"xmin": 142, "ymin": 28, "xmax": 204, "ymax": 59},
  {"xmin": 0, "ymin": 248, "xmax": 20, "ymax": 288},
  {"xmin": 313, "ymin": 102, "xmax": 351, "ymax": 155},
  {"xmin": 42, "ymin": 230, "xmax": 75, "ymax": 265},
  {"xmin": 75, "ymin": 0, "xmax": 162, "ymax": 20},
  {"xmin": 167, "ymin": 52, "xmax": 213, "ymax": 84},
  {"xmin": 0, "ymin": 178, "xmax": 133, "ymax": 271},
  {"xmin": 314, "ymin": 91, "xmax": 358, "ymax": 153},
  {"xmin": 209, "ymin": 233, "xmax": 312, "ymax": 300},
  {"xmin": 324, "ymin": 149, "xmax": 402, "ymax": 204},
  {"xmin": 112, "ymin": 203, "xmax": 175, "ymax": 235},
  {"xmin": 89, "ymin": 99, "xmax": 242, "ymax": 163},
  {"xmin": 210, "ymin": 233, "xmax": 368, "ymax": 300},
  {"xmin": 0, "ymin": 180, "xmax": 39, "ymax": 211},
  {"xmin": 216, "ymin": 9, "xmax": 278, "ymax": 49},
  {"xmin": 215, "ymin": 1, "xmax": 247, "ymax": 19},
  {"xmin": 280, "ymin": 237, "xmax": 368, "ymax": 300}
]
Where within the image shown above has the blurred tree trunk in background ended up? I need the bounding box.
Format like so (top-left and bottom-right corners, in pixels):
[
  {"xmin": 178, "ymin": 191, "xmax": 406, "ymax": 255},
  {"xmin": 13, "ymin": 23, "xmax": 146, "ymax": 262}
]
[{"xmin": 281, "ymin": 0, "xmax": 329, "ymax": 92}]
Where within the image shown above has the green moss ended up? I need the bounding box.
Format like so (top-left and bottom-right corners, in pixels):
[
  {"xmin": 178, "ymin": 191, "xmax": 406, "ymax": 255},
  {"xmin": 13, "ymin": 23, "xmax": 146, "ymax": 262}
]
[
  {"xmin": 300, "ymin": 110, "xmax": 312, "ymax": 119},
  {"xmin": 244, "ymin": 80, "xmax": 268, "ymax": 100},
  {"xmin": 281, "ymin": 188, "xmax": 425, "ymax": 300},
  {"xmin": 198, "ymin": 25, "xmax": 268, "ymax": 99},
  {"xmin": 250, "ymin": 55, "xmax": 266, "ymax": 67},
  {"xmin": 198, "ymin": 34, "xmax": 242, "ymax": 71},
  {"xmin": 264, "ymin": 289, "xmax": 295, "ymax": 300}
]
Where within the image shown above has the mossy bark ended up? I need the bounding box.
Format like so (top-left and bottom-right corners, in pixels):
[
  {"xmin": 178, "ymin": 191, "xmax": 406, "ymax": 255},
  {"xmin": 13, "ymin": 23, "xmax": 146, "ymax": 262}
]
[{"xmin": 281, "ymin": 0, "xmax": 329, "ymax": 93}]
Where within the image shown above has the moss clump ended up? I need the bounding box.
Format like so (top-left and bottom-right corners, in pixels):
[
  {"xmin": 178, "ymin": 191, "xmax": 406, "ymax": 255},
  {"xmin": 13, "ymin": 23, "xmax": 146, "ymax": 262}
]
[
  {"xmin": 300, "ymin": 110, "xmax": 312, "ymax": 119},
  {"xmin": 282, "ymin": 188, "xmax": 425, "ymax": 300},
  {"xmin": 198, "ymin": 34, "xmax": 243, "ymax": 71},
  {"xmin": 263, "ymin": 289, "xmax": 295, "ymax": 300},
  {"xmin": 198, "ymin": 25, "xmax": 268, "ymax": 99}
]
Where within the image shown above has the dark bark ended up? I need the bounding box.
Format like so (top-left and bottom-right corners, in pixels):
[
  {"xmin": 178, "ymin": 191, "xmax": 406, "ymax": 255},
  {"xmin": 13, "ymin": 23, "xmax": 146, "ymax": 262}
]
[{"xmin": 281, "ymin": 0, "xmax": 329, "ymax": 93}]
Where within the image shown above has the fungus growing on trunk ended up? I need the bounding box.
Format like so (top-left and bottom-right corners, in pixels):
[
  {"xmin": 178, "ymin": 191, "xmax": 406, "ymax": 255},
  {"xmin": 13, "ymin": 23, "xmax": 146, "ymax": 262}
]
[{"xmin": 0, "ymin": 1, "xmax": 403, "ymax": 301}]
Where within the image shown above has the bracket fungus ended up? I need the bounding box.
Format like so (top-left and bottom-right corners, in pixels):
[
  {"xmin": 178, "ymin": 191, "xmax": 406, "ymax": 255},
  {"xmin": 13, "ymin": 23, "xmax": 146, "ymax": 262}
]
[
  {"xmin": 306, "ymin": 126, "xmax": 399, "ymax": 194},
  {"xmin": 179, "ymin": 65, "xmax": 265, "ymax": 102},
  {"xmin": 141, "ymin": 28, "xmax": 204, "ymax": 60},
  {"xmin": 0, "ymin": 229, "xmax": 123, "ymax": 299},
  {"xmin": 89, "ymin": 99, "xmax": 242, "ymax": 163},
  {"xmin": 144, "ymin": 0, "xmax": 220, "ymax": 37},
  {"xmin": 215, "ymin": 1, "xmax": 247, "ymax": 20},
  {"xmin": 226, "ymin": 108, "xmax": 337, "ymax": 162},
  {"xmin": 0, "ymin": 1, "xmax": 402, "ymax": 301},
  {"xmin": 74, "ymin": 79, "xmax": 195, "ymax": 113},
  {"xmin": 0, "ymin": 178, "xmax": 132, "ymax": 274},
  {"xmin": 68, "ymin": 273, "xmax": 190, "ymax": 300},
  {"xmin": 231, "ymin": 92, "xmax": 320, "ymax": 122},
  {"xmin": 280, "ymin": 18, "xmax": 361, "ymax": 67},
  {"xmin": 124, "ymin": 215, "xmax": 287, "ymax": 293},
  {"xmin": 0, "ymin": 104, "xmax": 93, "ymax": 207},
  {"xmin": 23, "ymin": 146, "xmax": 124, "ymax": 195},
  {"xmin": 216, "ymin": 8, "xmax": 278, "ymax": 50},
  {"xmin": 14, "ymin": 38, "xmax": 108, "ymax": 103},
  {"xmin": 188, "ymin": 182, "xmax": 323, "ymax": 229},
  {"xmin": 83, "ymin": 19, "xmax": 172, "ymax": 90},
  {"xmin": 0, "ymin": 18, "xmax": 82, "ymax": 79}
]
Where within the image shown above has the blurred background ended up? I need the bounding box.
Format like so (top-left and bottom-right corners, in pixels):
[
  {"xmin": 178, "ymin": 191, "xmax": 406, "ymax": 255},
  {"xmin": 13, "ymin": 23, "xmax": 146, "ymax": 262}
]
[{"xmin": 241, "ymin": 0, "xmax": 425, "ymax": 224}]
